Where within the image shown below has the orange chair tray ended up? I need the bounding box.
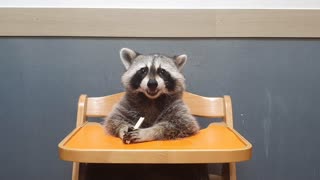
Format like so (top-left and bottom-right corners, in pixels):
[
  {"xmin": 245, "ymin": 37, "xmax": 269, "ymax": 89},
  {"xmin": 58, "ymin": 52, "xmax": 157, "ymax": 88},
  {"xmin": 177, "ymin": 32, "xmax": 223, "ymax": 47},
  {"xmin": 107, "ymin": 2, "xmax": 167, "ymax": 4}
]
[{"xmin": 59, "ymin": 122, "xmax": 252, "ymax": 163}]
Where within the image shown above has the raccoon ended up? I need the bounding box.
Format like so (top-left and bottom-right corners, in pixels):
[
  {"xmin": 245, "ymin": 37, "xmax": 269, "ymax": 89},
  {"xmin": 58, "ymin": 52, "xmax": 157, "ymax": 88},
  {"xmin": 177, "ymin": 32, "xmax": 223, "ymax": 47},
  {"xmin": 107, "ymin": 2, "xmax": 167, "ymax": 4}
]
[{"xmin": 103, "ymin": 48, "xmax": 200, "ymax": 144}]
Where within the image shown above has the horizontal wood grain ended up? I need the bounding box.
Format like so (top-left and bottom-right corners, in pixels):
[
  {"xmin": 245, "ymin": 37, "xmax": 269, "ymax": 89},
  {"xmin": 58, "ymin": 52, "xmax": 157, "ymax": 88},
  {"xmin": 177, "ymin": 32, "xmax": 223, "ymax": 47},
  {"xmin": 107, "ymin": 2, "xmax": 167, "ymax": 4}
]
[
  {"xmin": 1, "ymin": 0, "xmax": 319, "ymax": 9},
  {"xmin": 1, "ymin": 8, "xmax": 320, "ymax": 37},
  {"xmin": 86, "ymin": 92, "xmax": 124, "ymax": 117},
  {"xmin": 183, "ymin": 92, "xmax": 225, "ymax": 118}
]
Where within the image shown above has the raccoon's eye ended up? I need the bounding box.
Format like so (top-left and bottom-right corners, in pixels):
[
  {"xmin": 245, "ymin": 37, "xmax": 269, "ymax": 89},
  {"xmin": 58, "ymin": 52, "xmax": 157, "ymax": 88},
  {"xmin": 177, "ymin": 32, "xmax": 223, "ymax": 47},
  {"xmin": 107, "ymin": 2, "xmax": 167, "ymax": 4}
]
[
  {"xmin": 139, "ymin": 67, "xmax": 148, "ymax": 74},
  {"xmin": 159, "ymin": 68, "xmax": 166, "ymax": 75}
]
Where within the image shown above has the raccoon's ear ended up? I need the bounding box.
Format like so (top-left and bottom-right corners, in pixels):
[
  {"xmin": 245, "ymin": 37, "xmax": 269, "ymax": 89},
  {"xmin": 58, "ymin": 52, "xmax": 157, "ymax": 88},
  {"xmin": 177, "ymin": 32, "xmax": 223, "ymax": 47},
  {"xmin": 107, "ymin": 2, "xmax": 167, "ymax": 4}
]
[
  {"xmin": 174, "ymin": 54, "xmax": 187, "ymax": 71},
  {"xmin": 120, "ymin": 48, "xmax": 139, "ymax": 70}
]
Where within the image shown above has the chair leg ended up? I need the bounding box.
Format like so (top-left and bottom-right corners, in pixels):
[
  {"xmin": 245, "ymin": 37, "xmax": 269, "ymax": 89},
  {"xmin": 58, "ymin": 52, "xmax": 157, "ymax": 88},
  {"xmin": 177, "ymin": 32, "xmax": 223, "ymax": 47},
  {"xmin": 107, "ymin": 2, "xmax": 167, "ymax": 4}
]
[
  {"xmin": 229, "ymin": 163, "xmax": 236, "ymax": 180},
  {"xmin": 221, "ymin": 163, "xmax": 236, "ymax": 180},
  {"xmin": 72, "ymin": 162, "xmax": 79, "ymax": 180}
]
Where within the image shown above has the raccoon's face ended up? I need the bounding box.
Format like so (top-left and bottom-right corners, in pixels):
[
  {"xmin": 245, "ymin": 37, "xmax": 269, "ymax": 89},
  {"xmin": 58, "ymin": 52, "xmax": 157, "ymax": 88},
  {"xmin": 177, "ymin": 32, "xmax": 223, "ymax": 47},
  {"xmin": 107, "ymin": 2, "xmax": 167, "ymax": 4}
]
[{"xmin": 120, "ymin": 48, "xmax": 187, "ymax": 99}]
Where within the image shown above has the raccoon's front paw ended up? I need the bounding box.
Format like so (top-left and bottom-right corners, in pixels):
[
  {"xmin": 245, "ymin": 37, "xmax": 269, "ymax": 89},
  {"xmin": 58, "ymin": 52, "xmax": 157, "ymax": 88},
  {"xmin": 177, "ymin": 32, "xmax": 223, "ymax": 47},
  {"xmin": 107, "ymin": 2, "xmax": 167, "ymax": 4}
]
[
  {"xmin": 123, "ymin": 128, "xmax": 154, "ymax": 144},
  {"xmin": 119, "ymin": 125, "xmax": 134, "ymax": 140}
]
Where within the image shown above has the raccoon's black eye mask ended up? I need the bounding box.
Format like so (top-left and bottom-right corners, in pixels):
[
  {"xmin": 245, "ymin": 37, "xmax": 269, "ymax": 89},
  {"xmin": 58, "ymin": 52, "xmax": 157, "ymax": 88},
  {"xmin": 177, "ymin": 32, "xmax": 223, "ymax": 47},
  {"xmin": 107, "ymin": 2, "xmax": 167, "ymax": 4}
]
[
  {"xmin": 157, "ymin": 68, "xmax": 176, "ymax": 91},
  {"xmin": 138, "ymin": 67, "xmax": 148, "ymax": 75},
  {"xmin": 158, "ymin": 68, "xmax": 166, "ymax": 76},
  {"xmin": 130, "ymin": 67, "xmax": 148, "ymax": 89},
  {"xmin": 157, "ymin": 68, "xmax": 168, "ymax": 78}
]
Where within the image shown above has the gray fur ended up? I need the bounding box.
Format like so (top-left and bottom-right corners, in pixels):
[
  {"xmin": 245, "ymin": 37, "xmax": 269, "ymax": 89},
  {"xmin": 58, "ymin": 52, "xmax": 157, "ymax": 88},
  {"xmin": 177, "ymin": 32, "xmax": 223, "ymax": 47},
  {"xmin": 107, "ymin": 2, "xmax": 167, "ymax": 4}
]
[{"xmin": 104, "ymin": 48, "xmax": 200, "ymax": 144}]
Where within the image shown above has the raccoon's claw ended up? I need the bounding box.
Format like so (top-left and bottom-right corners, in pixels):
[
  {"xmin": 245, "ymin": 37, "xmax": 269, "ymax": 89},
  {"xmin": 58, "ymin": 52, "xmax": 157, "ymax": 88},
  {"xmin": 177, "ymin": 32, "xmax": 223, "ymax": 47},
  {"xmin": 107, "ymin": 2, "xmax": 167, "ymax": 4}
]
[
  {"xmin": 123, "ymin": 128, "xmax": 155, "ymax": 144},
  {"xmin": 119, "ymin": 125, "xmax": 134, "ymax": 140},
  {"xmin": 123, "ymin": 129, "xmax": 139, "ymax": 144}
]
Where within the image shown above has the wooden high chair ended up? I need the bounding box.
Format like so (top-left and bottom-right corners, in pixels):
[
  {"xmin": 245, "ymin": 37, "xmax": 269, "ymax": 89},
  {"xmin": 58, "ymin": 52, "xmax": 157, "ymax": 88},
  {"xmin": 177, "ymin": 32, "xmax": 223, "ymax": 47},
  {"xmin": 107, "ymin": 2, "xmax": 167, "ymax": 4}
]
[{"xmin": 59, "ymin": 92, "xmax": 252, "ymax": 180}]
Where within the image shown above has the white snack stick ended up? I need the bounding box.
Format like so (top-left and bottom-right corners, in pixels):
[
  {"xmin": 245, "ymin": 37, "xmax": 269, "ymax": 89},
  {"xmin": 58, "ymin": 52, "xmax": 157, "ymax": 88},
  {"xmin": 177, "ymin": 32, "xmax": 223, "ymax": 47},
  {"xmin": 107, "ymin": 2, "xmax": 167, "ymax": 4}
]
[
  {"xmin": 125, "ymin": 117, "xmax": 145, "ymax": 144},
  {"xmin": 134, "ymin": 117, "xmax": 145, "ymax": 129}
]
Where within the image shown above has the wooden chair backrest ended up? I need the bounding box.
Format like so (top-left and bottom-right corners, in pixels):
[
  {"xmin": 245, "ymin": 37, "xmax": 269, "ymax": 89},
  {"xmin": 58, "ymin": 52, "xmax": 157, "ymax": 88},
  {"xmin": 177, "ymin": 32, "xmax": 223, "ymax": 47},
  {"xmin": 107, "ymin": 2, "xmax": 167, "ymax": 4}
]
[{"xmin": 83, "ymin": 92, "xmax": 232, "ymax": 124}]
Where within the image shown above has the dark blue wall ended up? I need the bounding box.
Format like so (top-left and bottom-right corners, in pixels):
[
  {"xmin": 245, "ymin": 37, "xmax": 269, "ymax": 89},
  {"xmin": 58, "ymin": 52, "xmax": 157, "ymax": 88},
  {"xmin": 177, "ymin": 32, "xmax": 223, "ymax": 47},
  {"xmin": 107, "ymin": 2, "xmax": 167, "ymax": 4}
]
[{"xmin": 1, "ymin": 38, "xmax": 320, "ymax": 180}]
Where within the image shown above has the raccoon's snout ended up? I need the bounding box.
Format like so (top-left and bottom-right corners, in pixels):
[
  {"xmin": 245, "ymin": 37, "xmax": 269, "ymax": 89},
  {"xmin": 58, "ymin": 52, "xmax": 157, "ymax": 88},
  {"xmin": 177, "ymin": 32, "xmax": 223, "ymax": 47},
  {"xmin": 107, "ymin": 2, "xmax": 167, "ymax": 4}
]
[{"xmin": 147, "ymin": 79, "xmax": 158, "ymax": 91}]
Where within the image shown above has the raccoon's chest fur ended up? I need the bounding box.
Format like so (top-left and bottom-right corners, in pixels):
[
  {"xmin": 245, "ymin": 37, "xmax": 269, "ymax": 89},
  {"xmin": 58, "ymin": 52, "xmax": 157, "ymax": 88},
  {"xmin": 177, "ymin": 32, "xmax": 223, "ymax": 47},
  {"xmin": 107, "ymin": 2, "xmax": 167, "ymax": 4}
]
[
  {"xmin": 123, "ymin": 92, "xmax": 178, "ymax": 128},
  {"xmin": 139, "ymin": 104, "xmax": 162, "ymax": 128}
]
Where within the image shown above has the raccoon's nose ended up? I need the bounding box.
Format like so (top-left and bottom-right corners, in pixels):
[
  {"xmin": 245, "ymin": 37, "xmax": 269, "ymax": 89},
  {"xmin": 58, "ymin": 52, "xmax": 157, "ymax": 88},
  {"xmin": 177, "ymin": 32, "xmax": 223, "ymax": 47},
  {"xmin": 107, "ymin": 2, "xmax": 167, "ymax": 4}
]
[{"xmin": 147, "ymin": 79, "xmax": 158, "ymax": 91}]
